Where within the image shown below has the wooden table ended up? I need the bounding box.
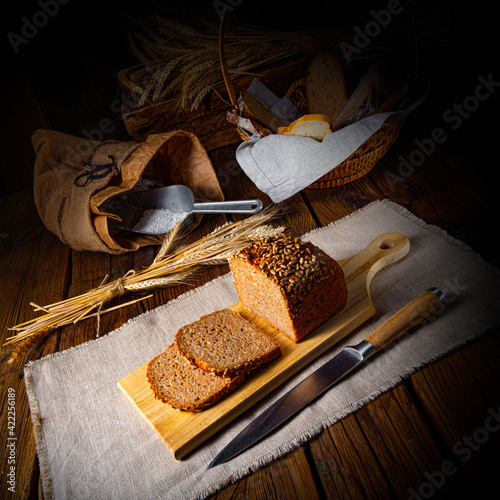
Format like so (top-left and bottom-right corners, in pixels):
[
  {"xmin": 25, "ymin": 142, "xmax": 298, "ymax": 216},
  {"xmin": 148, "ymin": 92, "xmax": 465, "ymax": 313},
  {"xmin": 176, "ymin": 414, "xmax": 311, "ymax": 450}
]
[{"xmin": 1, "ymin": 2, "xmax": 499, "ymax": 498}]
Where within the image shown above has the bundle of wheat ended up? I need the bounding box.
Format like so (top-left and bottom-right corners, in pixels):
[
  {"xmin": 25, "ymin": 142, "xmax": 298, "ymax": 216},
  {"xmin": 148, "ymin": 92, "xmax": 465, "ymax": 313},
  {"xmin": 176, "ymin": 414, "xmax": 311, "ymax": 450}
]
[
  {"xmin": 4, "ymin": 207, "xmax": 284, "ymax": 366},
  {"xmin": 118, "ymin": 2, "xmax": 447, "ymax": 111}
]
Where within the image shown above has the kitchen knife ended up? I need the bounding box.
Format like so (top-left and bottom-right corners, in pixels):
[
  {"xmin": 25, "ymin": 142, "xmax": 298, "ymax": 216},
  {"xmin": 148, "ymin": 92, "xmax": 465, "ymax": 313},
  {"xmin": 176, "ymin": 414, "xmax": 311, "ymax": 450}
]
[{"xmin": 208, "ymin": 287, "xmax": 445, "ymax": 469}]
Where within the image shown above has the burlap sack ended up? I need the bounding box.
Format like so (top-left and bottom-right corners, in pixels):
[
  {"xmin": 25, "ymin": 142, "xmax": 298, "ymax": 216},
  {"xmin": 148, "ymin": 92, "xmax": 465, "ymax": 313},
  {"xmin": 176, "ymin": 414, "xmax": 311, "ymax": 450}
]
[{"xmin": 32, "ymin": 129, "xmax": 224, "ymax": 254}]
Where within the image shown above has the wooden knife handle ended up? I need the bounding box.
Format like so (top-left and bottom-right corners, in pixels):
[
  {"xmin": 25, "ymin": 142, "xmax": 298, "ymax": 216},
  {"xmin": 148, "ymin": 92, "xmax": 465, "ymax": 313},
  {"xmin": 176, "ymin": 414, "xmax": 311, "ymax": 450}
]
[{"xmin": 365, "ymin": 288, "xmax": 445, "ymax": 352}]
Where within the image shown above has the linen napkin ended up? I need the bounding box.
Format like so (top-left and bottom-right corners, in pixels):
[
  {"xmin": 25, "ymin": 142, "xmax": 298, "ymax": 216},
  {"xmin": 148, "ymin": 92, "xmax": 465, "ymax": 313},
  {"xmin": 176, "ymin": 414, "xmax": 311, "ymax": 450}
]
[
  {"xmin": 236, "ymin": 81, "xmax": 429, "ymax": 203},
  {"xmin": 24, "ymin": 199, "xmax": 500, "ymax": 500}
]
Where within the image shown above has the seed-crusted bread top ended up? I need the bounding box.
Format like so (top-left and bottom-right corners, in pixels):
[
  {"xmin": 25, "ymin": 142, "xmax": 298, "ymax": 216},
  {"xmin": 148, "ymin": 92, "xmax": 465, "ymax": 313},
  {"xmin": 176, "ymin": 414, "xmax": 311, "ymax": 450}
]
[
  {"xmin": 147, "ymin": 343, "xmax": 246, "ymax": 411},
  {"xmin": 230, "ymin": 233, "xmax": 344, "ymax": 318},
  {"xmin": 175, "ymin": 309, "xmax": 281, "ymax": 378}
]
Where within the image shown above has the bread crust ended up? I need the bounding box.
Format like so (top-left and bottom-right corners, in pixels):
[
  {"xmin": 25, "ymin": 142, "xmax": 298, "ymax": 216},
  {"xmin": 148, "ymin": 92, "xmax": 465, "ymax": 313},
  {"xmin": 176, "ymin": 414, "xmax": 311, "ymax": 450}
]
[
  {"xmin": 277, "ymin": 114, "xmax": 333, "ymax": 141},
  {"xmin": 229, "ymin": 233, "xmax": 348, "ymax": 342}
]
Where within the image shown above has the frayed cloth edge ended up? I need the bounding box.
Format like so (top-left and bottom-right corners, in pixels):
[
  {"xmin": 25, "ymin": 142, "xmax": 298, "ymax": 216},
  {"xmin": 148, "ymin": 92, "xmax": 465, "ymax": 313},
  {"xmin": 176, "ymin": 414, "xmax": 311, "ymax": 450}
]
[{"xmin": 302, "ymin": 199, "xmax": 499, "ymax": 275}]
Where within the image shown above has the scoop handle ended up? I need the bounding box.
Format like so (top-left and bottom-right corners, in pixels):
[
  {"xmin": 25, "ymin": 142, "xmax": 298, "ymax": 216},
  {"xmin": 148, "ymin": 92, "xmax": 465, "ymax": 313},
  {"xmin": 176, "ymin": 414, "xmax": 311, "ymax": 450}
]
[
  {"xmin": 191, "ymin": 199, "xmax": 263, "ymax": 214},
  {"xmin": 365, "ymin": 288, "xmax": 445, "ymax": 352}
]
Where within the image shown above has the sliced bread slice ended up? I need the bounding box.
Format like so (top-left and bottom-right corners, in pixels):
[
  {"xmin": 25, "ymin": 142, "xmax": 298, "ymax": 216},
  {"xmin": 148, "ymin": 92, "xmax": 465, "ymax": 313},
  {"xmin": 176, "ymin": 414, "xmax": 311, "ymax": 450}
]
[
  {"xmin": 277, "ymin": 114, "xmax": 333, "ymax": 141},
  {"xmin": 306, "ymin": 51, "xmax": 348, "ymax": 123},
  {"xmin": 175, "ymin": 308, "xmax": 281, "ymax": 378},
  {"xmin": 147, "ymin": 343, "xmax": 246, "ymax": 411}
]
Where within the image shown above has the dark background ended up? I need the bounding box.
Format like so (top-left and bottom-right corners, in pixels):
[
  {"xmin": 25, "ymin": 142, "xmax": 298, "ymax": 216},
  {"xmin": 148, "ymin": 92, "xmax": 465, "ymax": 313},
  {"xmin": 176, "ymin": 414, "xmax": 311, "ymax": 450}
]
[{"xmin": 1, "ymin": 0, "xmax": 498, "ymax": 197}]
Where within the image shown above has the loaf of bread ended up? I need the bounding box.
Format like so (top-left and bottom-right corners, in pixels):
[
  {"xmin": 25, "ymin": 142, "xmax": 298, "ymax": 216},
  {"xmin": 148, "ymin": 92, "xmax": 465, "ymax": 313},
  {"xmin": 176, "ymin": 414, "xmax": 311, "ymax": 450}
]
[
  {"xmin": 147, "ymin": 344, "xmax": 246, "ymax": 411},
  {"xmin": 175, "ymin": 308, "xmax": 281, "ymax": 378},
  {"xmin": 229, "ymin": 234, "xmax": 348, "ymax": 342},
  {"xmin": 277, "ymin": 114, "xmax": 333, "ymax": 141}
]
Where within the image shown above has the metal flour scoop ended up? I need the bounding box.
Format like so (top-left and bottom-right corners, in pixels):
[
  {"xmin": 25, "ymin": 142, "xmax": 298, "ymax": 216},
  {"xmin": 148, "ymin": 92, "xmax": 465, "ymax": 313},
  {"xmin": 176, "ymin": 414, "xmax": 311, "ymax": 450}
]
[{"xmin": 105, "ymin": 184, "xmax": 264, "ymax": 235}]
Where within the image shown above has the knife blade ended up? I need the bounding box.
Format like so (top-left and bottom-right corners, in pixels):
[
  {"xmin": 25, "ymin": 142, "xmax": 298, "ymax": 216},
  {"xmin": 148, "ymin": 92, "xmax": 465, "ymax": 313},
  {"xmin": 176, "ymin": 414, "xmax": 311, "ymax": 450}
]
[{"xmin": 208, "ymin": 287, "xmax": 445, "ymax": 469}]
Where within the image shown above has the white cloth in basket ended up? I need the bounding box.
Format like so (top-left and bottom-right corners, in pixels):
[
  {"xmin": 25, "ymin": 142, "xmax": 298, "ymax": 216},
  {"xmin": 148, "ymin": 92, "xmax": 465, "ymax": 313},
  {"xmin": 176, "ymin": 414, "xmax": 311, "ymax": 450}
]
[{"xmin": 236, "ymin": 80, "xmax": 429, "ymax": 203}]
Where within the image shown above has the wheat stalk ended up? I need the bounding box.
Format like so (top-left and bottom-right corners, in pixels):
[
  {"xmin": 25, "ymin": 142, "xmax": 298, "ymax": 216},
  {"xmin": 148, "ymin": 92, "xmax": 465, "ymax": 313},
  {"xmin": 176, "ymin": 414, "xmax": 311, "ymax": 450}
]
[
  {"xmin": 4, "ymin": 207, "xmax": 284, "ymax": 362},
  {"xmin": 117, "ymin": 2, "xmax": 449, "ymax": 111}
]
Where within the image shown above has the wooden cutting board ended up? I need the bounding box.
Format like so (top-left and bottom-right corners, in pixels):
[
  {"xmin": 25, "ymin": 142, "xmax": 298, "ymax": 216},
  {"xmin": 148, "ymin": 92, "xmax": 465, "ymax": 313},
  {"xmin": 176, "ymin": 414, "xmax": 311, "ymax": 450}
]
[{"xmin": 117, "ymin": 232, "xmax": 410, "ymax": 460}]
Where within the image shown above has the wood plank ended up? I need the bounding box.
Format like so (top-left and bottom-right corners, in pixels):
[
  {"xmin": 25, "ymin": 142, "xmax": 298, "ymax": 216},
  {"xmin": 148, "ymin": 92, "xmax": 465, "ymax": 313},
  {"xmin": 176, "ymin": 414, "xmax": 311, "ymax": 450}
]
[
  {"xmin": 0, "ymin": 193, "xmax": 72, "ymax": 500},
  {"xmin": 409, "ymin": 333, "xmax": 500, "ymax": 498},
  {"xmin": 0, "ymin": 196, "xmax": 71, "ymax": 351},
  {"xmin": 262, "ymin": 447, "xmax": 322, "ymax": 499},
  {"xmin": 309, "ymin": 382, "xmax": 466, "ymax": 499},
  {"xmin": 118, "ymin": 232, "xmax": 410, "ymax": 459},
  {"xmin": 309, "ymin": 413, "xmax": 395, "ymax": 499},
  {"xmin": 208, "ymin": 446, "xmax": 321, "ymax": 500}
]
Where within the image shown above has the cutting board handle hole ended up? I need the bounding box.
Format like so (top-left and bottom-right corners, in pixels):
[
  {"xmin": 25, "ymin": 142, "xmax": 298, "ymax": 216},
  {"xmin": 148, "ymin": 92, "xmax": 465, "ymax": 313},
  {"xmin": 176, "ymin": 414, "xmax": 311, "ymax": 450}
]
[{"xmin": 379, "ymin": 239, "xmax": 396, "ymax": 249}]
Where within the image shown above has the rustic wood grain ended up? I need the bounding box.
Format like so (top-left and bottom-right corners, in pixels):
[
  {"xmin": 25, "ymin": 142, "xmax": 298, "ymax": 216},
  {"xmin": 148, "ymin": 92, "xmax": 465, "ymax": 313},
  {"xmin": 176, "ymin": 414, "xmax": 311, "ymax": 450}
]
[
  {"xmin": 311, "ymin": 414, "xmax": 396, "ymax": 498},
  {"xmin": 0, "ymin": 195, "xmax": 71, "ymax": 499},
  {"xmin": 409, "ymin": 335, "xmax": 500, "ymax": 498},
  {"xmin": 2, "ymin": 118, "xmax": 497, "ymax": 500},
  {"xmin": 210, "ymin": 446, "xmax": 321, "ymax": 500}
]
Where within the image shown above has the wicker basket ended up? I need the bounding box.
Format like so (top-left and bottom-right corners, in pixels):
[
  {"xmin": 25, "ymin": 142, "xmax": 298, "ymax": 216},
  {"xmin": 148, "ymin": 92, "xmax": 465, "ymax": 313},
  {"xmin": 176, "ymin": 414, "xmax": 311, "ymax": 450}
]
[
  {"xmin": 284, "ymin": 78, "xmax": 406, "ymax": 188},
  {"xmin": 218, "ymin": 12, "xmax": 409, "ymax": 190}
]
